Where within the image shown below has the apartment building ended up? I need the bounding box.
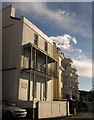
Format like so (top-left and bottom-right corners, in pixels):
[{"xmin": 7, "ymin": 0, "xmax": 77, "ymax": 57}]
[
  {"xmin": 3, "ymin": 4, "xmax": 58, "ymax": 101},
  {"xmin": 53, "ymin": 43, "xmax": 65, "ymax": 100},
  {"xmin": 61, "ymin": 57, "xmax": 73, "ymax": 100},
  {"xmin": 62, "ymin": 57, "xmax": 79, "ymax": 101},
  {"xmin": 71, "ymin": 68, "xmax": 79, "ymax": 100},
  {"xmin": 2, "ymin": 5, "xmax": 70, "ymax": 119},
  {"xmin": 52, "ymin": 42, "xmax": 79, "ymax": 101},
  {"xmin": 53, "ymin": 42, "xmax": 65, "ymax": 100}
]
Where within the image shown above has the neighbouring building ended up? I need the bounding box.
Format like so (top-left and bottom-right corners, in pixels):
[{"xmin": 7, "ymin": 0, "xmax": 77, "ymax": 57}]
[
  {"xmin": 53, "ymin": 42, "xmax": 65, "ymax": 100},
  {"xmin": 3, "ymin": 4, "xmax": 57, "ymax": 101},
  {"xmin": 62, "ymin": 57, "xmax": 79, "ymax": 100},
  {"xmin": 62, "ymin": 57, "xmax": 73, "ymax": 100},
  {"xmin": 71, "ymin": 68, "xmax": 79, "ymax": 100},
  {"xmin": 52, "ymin": 42, "xmax": 79, "ymax": 101},
  {"xmin": 2, "ymin": 4, "xmax": 79, "ymax": 119}
]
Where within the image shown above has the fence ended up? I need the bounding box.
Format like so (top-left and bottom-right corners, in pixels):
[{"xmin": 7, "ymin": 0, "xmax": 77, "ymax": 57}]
[{"xmin": 38, "ymin": 101, "xmax": 69, "ymax": 119}]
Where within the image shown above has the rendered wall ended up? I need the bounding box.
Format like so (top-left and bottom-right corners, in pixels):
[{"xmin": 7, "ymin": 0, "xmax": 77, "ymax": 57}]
[
  {"xmin": 38, "ymin": 101, "xmax": 69, "ymax": 119},
  {"xmin": 2, "ymin": 69, "xmax": 19, "ymax": 100},
  {"xmin": 22, "ymin": 17, "xmax": 53, "ymax": 57},
  {"xmin": 2, "ymin": 6, "xmax": 23, "ymax": 101}
]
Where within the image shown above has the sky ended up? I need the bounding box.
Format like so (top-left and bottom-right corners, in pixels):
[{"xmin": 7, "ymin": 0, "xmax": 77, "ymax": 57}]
[{"xmin": 3, "ymin": 2, "xmax": 92, "ymax": 91}]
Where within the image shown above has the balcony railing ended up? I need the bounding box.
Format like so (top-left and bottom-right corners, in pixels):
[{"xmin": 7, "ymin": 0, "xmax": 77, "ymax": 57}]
[
  {"xmin": 21, "ymin": 57, "xmax": 56, "ymax": 76},
  {"xmin": 21, "ymin": 56, "xmax": 34, "ymax": 69},
  {"xmin": 36, "ymin": 62, "xmax": 56, "ymax": 76},
  {"xmin": 36, "ymin": 63, "xmax": 46, "ymax": 72},
  {"xmin": 21, "ymin": 57, "xmax": 29, "ymax": 69}
]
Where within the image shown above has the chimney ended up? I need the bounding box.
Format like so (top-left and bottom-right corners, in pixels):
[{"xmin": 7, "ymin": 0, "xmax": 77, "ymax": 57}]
[
  {"xmin": 3, "ymin": 4, "xmax": 16, "ymax": 18},
  {"xmin": 10, "ymin": 4, "xmax": 16, "ymax": 17}
]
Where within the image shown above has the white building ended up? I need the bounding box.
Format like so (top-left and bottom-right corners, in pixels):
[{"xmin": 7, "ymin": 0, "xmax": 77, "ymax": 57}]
[{"xmin": 2, "ymin": 5, "xmax": 69, "ymax": 119}]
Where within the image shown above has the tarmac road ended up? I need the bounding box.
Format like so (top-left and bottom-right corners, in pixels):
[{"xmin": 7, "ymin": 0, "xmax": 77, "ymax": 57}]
[
  {"xmin": 2, "ymin": 112, "xmax": 94, "ymax": 120},
  {"xmin": 60, "ymin": 112, "xmax": 94, "ymax": 120}
]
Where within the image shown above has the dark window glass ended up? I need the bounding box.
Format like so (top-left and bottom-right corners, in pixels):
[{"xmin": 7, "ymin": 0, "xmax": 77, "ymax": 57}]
[
  {"xmin": 64, "ymin": 64, "xmax": 68, "ymax": 70},
  {"xmin": 34, "ymin": 34, "xmax": 38, "ymax": 45},
  {"xmin": 44, "ymin": 41, "xmax": 48, "ymax": 52}
]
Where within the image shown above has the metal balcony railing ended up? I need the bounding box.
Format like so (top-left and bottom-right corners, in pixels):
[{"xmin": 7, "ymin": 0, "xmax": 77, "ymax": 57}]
[
  {"xmin": 23, "ymin": 57, "xmax": 29, "ymax": 68},
  {"xmin": 21, "ymin": 56, "xmax": 56, "ymax": 77},
  {"xmin": 36, "ymin": 63, "xmax": 56, "ymax": 76},
  {"xmin": 21, "ymin": 56, "xmax": 34, "ymax": 69},
  {"xmin": 36, "ymin": 63, "xmax": 46, "ymax": 72}
]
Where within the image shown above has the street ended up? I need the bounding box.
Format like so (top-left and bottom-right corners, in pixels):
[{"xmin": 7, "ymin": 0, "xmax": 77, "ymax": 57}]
[
  {"xmin": 15, "ymin": 112, "xmax": 94, "ymax": 120},
  {"xmin": 60, "ymin": 112, "xmax": 94, "ymax": 120}
]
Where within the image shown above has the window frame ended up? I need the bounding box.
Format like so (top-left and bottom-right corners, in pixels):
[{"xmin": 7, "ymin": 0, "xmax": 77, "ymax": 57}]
[
  {"xmin": 44, "ymin": 41, "xmax": 48, "ymax": 52},
  {"xmin": 34, "ymin": 33, "xmax": 38, "ymax": 46}
]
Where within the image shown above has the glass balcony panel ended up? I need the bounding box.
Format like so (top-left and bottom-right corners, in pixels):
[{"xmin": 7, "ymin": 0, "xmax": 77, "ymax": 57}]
[
  {"xmin": 23, "ymin": 57, "xmax": 29, "ymax": 68},
  {"xmin": 36, "ymin": 63, "xmax": 46, "ymax": 73},
  {"xmin": 31, "ymin": 60, "xmax": 34, "ymax": 68}
]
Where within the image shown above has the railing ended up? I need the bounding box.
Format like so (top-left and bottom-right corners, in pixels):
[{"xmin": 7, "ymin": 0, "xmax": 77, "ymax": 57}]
[
  {"xmin": 23, "ymin": 57, "xmax": 29, "ymax": 68},
  {"xmin": 36, "ymin": 63, "xmax": 46, "ymax": 72},
  {"xmin": 21, "ymin": 56, "xmax": 34, "ymax": 69},
  {"xmin": 36, "ymin": 63, "xmax": 56, "ymax": 76},
  {"xmin": 21, "ymin": 56, "xmax": 56, "ymax": 77}
]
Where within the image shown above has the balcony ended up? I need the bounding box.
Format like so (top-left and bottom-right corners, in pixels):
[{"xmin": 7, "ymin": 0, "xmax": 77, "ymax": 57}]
[
  {"xmin": 63, "ymin": 68, "xmax": 72, "ymax": 76},
  {"xmin": 36, "ymin": 63, "xmax": 46, "ymax": 72},
  {"xmin": 21, "ymin": 56, "xmax": 56, "ymax": 76},
  {"xmin": 47, "ymin": 69, "xmax": 55, "ymax": 77},
  {"xmin": 21, "ymin": 56, "xmax": 29, "ymax": 69},
  {"xmin": 21, "ymin": 56, "xmax": 34, "ymax": 69},
  {"xmin": 36, "ymin": 62, "xmax": 55, "ymax": 76}
]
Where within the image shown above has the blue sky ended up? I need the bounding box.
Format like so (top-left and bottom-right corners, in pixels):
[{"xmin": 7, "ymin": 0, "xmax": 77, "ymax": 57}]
[{"xmin": 3, "ymin": 2, "xmax": 92, "ymax": 91}]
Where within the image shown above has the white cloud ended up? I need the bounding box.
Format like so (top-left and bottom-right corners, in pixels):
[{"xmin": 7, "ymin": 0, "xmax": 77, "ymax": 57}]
[
  {"xmin": 73, "ymin": 59, "xmax": 92, "ymax": 78},
  {"xmin": 50, "ymin": 34, "xmax": 92, "ymax": 78},
  {"xmin": 9, "ymin": 3, "xmax": 92, "ymax": 79},
  {"xmin": 50, "ymin": 34, "xmax": 77, "ymax": 51},
  {"xmin": 13, "ymin": 2, "xmax": 91, "ymax": 38},
  {"xmin": 76, "ymin": 48, "xmax": 82, "ymax": 53},
  {"xmin": 72, "ymin": 37, "xmax": 77, "ymax": 44}
]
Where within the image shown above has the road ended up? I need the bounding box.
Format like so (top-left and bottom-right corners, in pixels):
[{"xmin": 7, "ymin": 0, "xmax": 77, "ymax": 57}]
[
  {"xmin": 2, "ymin": 112, "xmax": 94, "ymax": 120},
  {"xmin": 60, "ymin": 112, "xmax": 94, "ymax": 120}
]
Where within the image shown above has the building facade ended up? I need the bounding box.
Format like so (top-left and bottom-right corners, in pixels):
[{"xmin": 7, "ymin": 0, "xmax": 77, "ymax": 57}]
[
  {"xmin": 62, "ymin": 57, "xmax": 79, "ymax": 100},
  {"xmin": 3, "ymin": 4, "xmax": 58, "ymax": 101},
  {"xmin": 52, "ymin": 42, "xmax": 79, "ymax": 101},
  {"xmin": 2, "ymin": 5, "xmax": 79, "ymax": 118},
  {"xmin": 71, "ymin": 68, "xmax": 79, "ymax": 100}
]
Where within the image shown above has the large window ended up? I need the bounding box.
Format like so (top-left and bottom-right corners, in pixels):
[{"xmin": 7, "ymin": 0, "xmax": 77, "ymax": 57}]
[
  {"xmin": 44, "ymin": 41, "xmax": 48, "ymax": 52},
  {"xmin": 34, "ymin": 33, "xmax": 38, "ymax": 45}
]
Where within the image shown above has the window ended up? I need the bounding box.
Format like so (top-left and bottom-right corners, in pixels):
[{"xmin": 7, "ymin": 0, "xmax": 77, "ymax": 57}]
[
  {"xmin": 64, "ymin": 64, "xmax": 68, "ymax": 70},
  {"xmin": 44, "ymin": 41, "xmax": 48, "ymax": 52},
  {"xmin": 34, "ymin": 34, "xmax": 38, "ymax": 45}
]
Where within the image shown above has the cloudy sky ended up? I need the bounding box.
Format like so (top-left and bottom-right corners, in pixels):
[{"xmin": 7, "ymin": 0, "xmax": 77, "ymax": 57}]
[{"xmin": 3, "ymin": 2, "xmax": 92, "ymax": 91}]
